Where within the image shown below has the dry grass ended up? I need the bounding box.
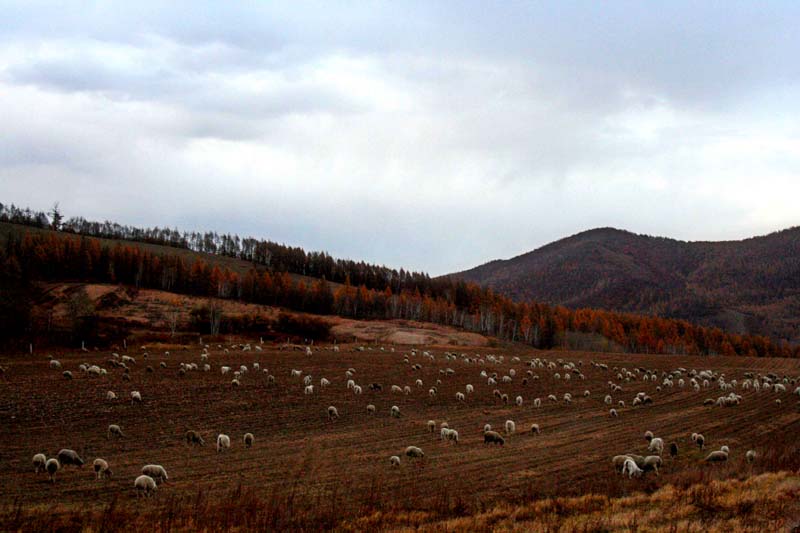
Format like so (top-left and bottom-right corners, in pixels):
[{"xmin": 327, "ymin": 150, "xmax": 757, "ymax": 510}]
[{"xmin": 2, "ymin": 336, "xmax": 800, "ymax": 531}]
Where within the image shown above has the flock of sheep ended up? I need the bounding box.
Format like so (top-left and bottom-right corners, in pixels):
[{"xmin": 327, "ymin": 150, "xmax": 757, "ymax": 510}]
[{"xmin": 24, "ymin": 342, "xmax": 799, "ymax": 497}]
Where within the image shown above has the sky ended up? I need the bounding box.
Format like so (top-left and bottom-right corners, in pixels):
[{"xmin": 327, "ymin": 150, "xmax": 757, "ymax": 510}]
[{"xmin": 1, "ymin": 1, "xmax": 799, "ymax": 275}]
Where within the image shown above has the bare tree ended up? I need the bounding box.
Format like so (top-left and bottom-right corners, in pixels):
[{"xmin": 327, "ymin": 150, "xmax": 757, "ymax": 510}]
[{"xmin": 208, "ymin": 300, "xmax": 222, "ymax": 336}]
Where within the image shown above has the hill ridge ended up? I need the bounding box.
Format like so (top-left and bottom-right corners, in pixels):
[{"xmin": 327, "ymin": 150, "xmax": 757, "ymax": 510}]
[{"xmin": 449, "ymin": 226, "xmax": 800, "ymax": 343}]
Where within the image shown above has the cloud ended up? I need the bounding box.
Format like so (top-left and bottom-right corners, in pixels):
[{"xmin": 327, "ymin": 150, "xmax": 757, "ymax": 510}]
[{"xmin": 1, "ymin": 2, "xmax": 799, "ymax": 275}]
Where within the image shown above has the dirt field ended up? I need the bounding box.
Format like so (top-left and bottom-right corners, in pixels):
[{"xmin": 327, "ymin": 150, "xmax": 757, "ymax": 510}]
[{"xmin": 1, "ymin": 339, "xmax": 800, "ymax": 527}]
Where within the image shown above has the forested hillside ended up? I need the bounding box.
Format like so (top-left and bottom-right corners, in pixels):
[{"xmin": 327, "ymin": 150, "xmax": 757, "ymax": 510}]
[{"xmin": 451, "ymin": 227, "xmax": 800, "ymax": 343}]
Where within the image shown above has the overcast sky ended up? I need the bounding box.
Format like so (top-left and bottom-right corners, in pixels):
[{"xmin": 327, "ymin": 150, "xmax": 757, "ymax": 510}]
[{"xmin": 1, "ymin": 2, "xmax": 799, "ymax": 274}]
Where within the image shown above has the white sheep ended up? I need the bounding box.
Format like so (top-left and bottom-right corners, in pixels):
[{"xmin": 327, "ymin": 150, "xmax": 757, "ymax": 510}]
[
  {"xmin": 466, "ymin": 384, "xmax": 474, "ymax": 394},
  {"xmin": 33, "ymin": 453, "xmax": 47, "ymax": 473},
  {"xmin": 444, "ymin": 428, "xmax": 459, "ymax": 444},
  {"xmin": 648, "ymin": 437, "xmax": 664, "ymax": 456},
  {"xmin": 135, "ymin": 474, "xmax": 157, "ymax": 497},
  {"xmin": 456, "ymin": 392, "xmax": 466, "ymax": 402},
  {"xmin": 621, "ymin": 458, "xmax": 643, "ymax": 478},
  {"xmin": 304, "ymin": 385, "xmax": 314, "ymax": 395},
  {"xmin": 610, "ymin": 408, "xmax": 618, "ymax": 417},
  {"xmin": 292, "ymin": 369, "xmax": 302, "ymax": 378},
  {"xmin": 328, "ymin": 406, "xmax": 339, "ymax": 421},
  {"xmin": 390, "ymin": 455, "xmax": 401, "ymax": 467},
  {"xmin": 746, "ymin": 450, "xmax": 756, "ymax": 463},
  {"xmin": 405, "ymin": 446, "xmax": 424, "ymax": 458},
  {"xmin": 320, "ymin": 378, "xmax": 330, "ymax": 387},
  {"xmin": 390, "ymin": 405, "xmax": 401, "ymax": 418},
  {"xmin": 366, "ymin": 404, "xmax": 376, "ymax": 414},
  {"xmin": 353, "ymin": 385, "xmax": 362, "ymax": 395},
  {"xmin": 45, "ymin": 458, "xmax": 60, "ymax": 482},
  {"xmin": 108, "ymin": 424, "xmax": 125, "ymax": 438},
  {"xmin": 93, "ymin": 458, "xmax": 112, "ymax": 479},
  {"xmin": 505, "ymin": 420, "xmax": 516, "ymax": 435},
  {"xmin": 533, "ymin": 398, "xmax": 542, "ymax": 408},
  {"xmin": 141, "ymin": 464, "xmax": 168, "ymax": 483},
  {"xmin": 217, "ymin": 434, "xmax": 231, "ymax": 452},
  {"xmin": 244, "ymin": 433, "xmax": 255, "ymax": 448},
  {"xmin": 530, "ymin": 423, "xmax": 540, "ymax": 435},
  {"xmin": 515, "ymin": 395, "xmax": 523, "ymax": 406},
  {"xmin": 130, "ymin": 391, "xmax": 142, "ymax": 404},
  {"xmin": 221, "ymin": 366, "xmax": 231, "ymax": 375}
]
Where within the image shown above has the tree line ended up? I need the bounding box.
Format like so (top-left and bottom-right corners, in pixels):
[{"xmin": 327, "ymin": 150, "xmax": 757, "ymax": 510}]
[
  {"xmin": 2, "ymin": 224, "xmax": 796, "ymax": 358},
  {"xmin": 0, "ymin": 202, "xmax": 437, "ymax": 295}
]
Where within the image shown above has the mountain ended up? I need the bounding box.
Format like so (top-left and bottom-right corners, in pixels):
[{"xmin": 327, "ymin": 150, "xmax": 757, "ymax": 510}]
[{"xmin": 449, "ymin": 227, "xmax": 800, "ymax": 343}]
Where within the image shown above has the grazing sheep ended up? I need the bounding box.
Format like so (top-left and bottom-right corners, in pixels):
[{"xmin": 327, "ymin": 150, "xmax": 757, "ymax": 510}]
[
  {"xmin": 45, "ymin": 458, "xmax": 60, "ymax": 482},
  {"xmin": 106, "ymin": 391, "xmax": 117, "ymax": 401},
  {"xmin": 50, "ymin": 360, "xmax": 62, "ymax": 369},
  {"xmin": 304, "ymin": 385, "xmax": 314, "ymax": 395},
  {"xmin": 720, "ymin": 445, "xmax": 730, "ymax": 454},
  {"xmin": 515, "ymin": 395, "xmax": 523, "ymax": 406},
  {"xmin": 366, "ymin": 404, "xmax": 376, "ymax": 414},
  {"xmin": 63, "ymin": 371, "xmax": 73, "ymax": 380},
  {"xmin": 135, "ymin": 474, "xmax": 157, "ymax": 497},
  {"xmin": 390, "ymin": 405, "xmax": 401, "ymax": 418},
  {"xmin": 405, "ymin": 446, "xmax": 424, "ymax": 458},
  {"xmin": 141, "ymin": 464, "xmax": 168, "ymax": 483},
  {"xmin": 443, "ymin": 428, "xmax": 459, "ymax": 444},
  {"xmin": 185, "ymin": 430, "xmax": 205, "ymax": 446},
  {"xmin": 533, "ymin": 398, "xmax": 542, "ymax": 408},
  {"xmin": 217, "ymin": 434, "xmax": 231, "ymax": 452},
  {"xmin": 483, "ymin": 424, "xmax": 492, "ymax": 433},
  {"xmin": 390, "ymin": 455, "xmax": 401, "ymax": 467},
  {"xmin": 108, "ymin": 424, "xmax": 125, "ymax": 438},
  {"xmin": 456, "ymin": 392, "xmax": 466, "ymax": 402},
  {"xmin": 612, "ymin": 455, "xmax": 634, "ymax": 471},
  {"xmin": 621, "ymin": 458, "xmax": 643, "ymax": 478},
  {"xmin": 505, "ymin": 420, "xmax": 516, "ymax": 435},
  {"xmin": 530, "ymin": 423, "xmax": 540, "ymax": 435},
  {"xmin": 695, "ymin": 434, "xmax": 705, "ymax": 450},
  {"xmin": 93, "ymin": 458, "xmax": 112, "ymax": 479},
  {"xmin": 130, "ymin": 391, "xmax": 142, "ymax": 404},
  {"xmin": 466, "ymin": 384, "xmax": 474, "ymax": 394},
  {"xmin": 705, "ymin": 450, "xmax": 728, "ymax": 462},
  {"xmin": 327, "ymin": 406, "xmax": 339, "ymax": 421},
  {"xmin": 610, "ymin": 408, "xmax": 619, "ymax": 417},
  {"xmin": 427, "ymin": 420, "xmax": 436, "ymax": 433},
  {"xmin": 648, "ymin": 437, "xmax": 664, "ymax": 456},
  {"xmin": 483, "ymin": 431, "xmax": 505, "ymax": 446},
  {"xmin": 33, "ymin": 453, "xmax": 47, "ymax": 473},
  {"xmin": 642, "ymin": 456, "xmax": 662, "ymax": 475},
  {"xmin": 669, "ymin": 442, "xmax": 679, "ymax": 457},
  {"xmin": 353, "ymin": 385, "xmax": 363, "ymax": 395},
  {"xmin": 746, "ymin": 450, "xmax": 756, "ymax": 463},
  {"xmin": 320, "ymin": 378, "xmax": 330, "ymax": 387},
  {"xmin": 244, "ymin": 433, "xmax": 255, "ymax": 448},
  {"xmin": 57, "ymin": 449, "xmax": 84, "ymax": 467}
]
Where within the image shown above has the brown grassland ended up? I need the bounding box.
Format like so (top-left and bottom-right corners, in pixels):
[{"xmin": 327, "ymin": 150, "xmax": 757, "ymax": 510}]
[{"xmin": 2, "ymin": 319, "xmax": 800, "ymax": 531}]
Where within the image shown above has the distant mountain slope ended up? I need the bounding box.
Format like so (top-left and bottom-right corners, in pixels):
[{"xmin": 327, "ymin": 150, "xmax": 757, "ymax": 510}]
[{"xmin": 449, "ymin": 227, "xmax": 800, "ymax": 342}]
